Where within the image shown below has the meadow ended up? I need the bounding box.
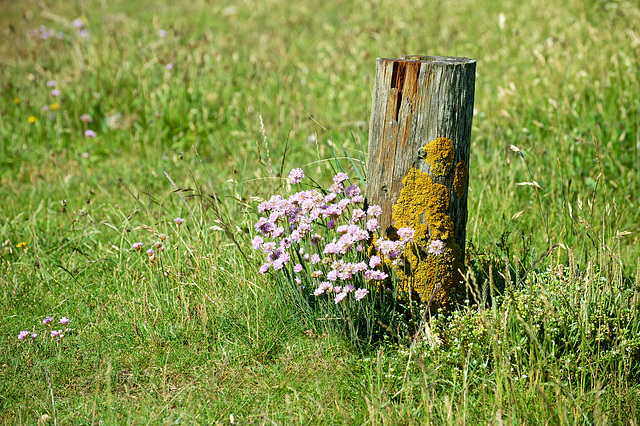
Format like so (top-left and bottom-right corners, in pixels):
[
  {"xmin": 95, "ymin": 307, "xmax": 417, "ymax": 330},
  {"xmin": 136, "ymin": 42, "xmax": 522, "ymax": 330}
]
[{"xmin": 1, "ymin": 0, "xmax": 639, "ymax": 423}]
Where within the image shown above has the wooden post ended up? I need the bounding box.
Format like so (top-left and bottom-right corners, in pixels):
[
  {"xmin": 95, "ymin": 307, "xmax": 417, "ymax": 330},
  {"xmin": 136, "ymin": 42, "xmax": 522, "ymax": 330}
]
[{"xmin": 365, "ymin": 55, "xmax": 476, "ymax": 309}]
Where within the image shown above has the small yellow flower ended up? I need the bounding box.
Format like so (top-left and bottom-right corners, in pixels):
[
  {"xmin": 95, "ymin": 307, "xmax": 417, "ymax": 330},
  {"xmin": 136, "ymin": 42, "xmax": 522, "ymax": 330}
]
[
  {"xmin": 16, "ymin": 242, "xmax": 27, "ymax": 249},
  {"xmin": 14, "ymin": 98, "xmax": 20, "ymax": 104},
  {"xmin": 29, "ymin": 116, "xmax": 37, "ymax": 123},
  {"xmin": 50, "ymin": 103, "xmax": 60, "ymax": 110}
]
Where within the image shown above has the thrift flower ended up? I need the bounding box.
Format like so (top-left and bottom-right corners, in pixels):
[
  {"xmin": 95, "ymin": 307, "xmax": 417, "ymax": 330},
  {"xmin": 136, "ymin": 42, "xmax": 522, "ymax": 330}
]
[
  {"xmin": 333, "ymin": 172, "xmax": 348, "ymax": 184},
  {"xmin": 428, "ymin": 239, "xmax": 445, "ymax": 256},
  {"xmin": 51, "ymin": 89, "xmax": 61, "ymax": 97},
  {"xmin": 174, "ymin": 217, "xmax": 185, "ymax": 226},
  {"xmin": 354, "ymin": 288, "xmax": 369, "ymax": 301},
  {"xmin": 18, "ymin": 331, "xmax": 30, "ymax": 340},
  {"xmin": 132, "ymin": 242, "xmax": 143, "ymax": 251},
  {"xmin": 165, "ymin": 63, "xmax": 173, "ymax": 70},
  {"xmin": 288, "ymin": 168, "xmax": 305, "ymax": 184},
  {"xmin": 85, "ymin": 129, "xmax": 96, "ymax": 138},
  {"xmin": 80, "ymin": 113, "xmax": 93, "ymax": 123},
  {"xmin": 293, "ymin": 263, "xmax": 303, "ymax": 273},
  {"xmin": 47, "ymin": 80, "xmax": 56, "ymax": 87},
  {"xmin": 397, "ymin": 227, "xmax": 415, "ymax": 242},
  {"xmin": 334, "ymin": 292, "xmax": 347, "ymax": 304}
]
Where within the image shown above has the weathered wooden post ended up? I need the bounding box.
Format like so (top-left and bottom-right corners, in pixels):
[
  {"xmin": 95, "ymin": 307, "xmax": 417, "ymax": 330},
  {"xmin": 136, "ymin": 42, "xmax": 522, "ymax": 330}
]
[{"xmin": 365, "ymin": 55, "xmax": 476, "ymax": 309}]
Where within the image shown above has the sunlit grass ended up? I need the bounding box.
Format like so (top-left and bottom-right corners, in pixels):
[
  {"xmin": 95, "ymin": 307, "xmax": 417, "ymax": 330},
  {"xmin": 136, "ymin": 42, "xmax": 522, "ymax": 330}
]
[{"xmin": 1, "ymin": 0, "xmax": 639, "ymax": 423}]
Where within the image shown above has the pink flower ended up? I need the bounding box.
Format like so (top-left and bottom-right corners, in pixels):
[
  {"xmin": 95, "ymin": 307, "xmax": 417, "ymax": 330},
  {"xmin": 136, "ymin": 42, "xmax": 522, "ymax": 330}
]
[
  {"xmin": 259, "ymin": 264, "xmax": 269, "ymax": 274},
  {"xmin": 397, "ymin": 227, "xmax": 415, "ymax": 242},
  {"xmin": 80, "ymin": 113, "xmax": 93, "ymax": 123},
  {"xmin": 354, "ymin": 288, "xmax": 369, "ymax": 301},
  {"xmin": 333, "ymin": 172, "xmax": 348, "ymax": 184},
  {"xmin": 51, "ymin": 89, "xmax": 61, "ymax": 97},
  {"xmin": 47, "ymin": 80, "xmax": 56, "ymax": 87},
  {"xmin": 174, "ymin": 217, "xmax": 185, "ymax": 226},
  {"xmin": 334, "ymin": 292, "xmax": 347, "ymax": 304},
  {"xmin": 18, "ymin": 331, "xmax": 29, "ymax": 340},
  {"xmin": 85, "ymin": 129, "xmax": 96, "ymax": 138},
  {"xmin": 293, "ymin": 263, "xmax": 303, "ymax": 273},
  {"xmin": 369, "ymin": 255, "xmax": 381, "ymax": 268},
  {"xmin": 42, "ymin": 316, "xmax": 54, "ymax": 325},
  {"xmin": 367, "ymin": 205, "xmax": 383, "ymax": 217},
  {"xmin": 132, "ymin": 242, "xmax": 143, "ymax": 251},
  {"xmin": 366, "ymin": 218, "xmax": 379, "ymax": 232},
  {"xmin": 428, "ymin": 239, "xmax": 445, "ymax": 256},
  {"xmin": 59, "ymin": 317, "xmax": 71, "ymax": 325},
  {"xmin": 288, "ymin": 168, "xmax": 305, "ymax": 184},
  {"xmin": 251, "ymin": 236, "xmax": 263, "ymax": 250}
]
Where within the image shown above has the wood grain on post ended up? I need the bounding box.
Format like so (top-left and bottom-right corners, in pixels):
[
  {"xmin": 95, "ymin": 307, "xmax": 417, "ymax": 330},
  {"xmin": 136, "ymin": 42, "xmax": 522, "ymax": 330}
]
[{"xmin": 365, "ymin": 55, "xmax": 476, "ymax": 309}]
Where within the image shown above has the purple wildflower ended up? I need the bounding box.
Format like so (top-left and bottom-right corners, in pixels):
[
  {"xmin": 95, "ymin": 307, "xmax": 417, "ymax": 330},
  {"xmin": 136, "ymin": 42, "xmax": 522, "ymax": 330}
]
[
  {"xmin": 50, "ymin": 330, "xmax": 61, "ymax": 338},
  {"xmin": 165, "ymin": 63, "xmax": 173, "ymax": 70},
  {"xmin": 345, "ymin": 184, "xmax": 361, "ymax": 197},
  {"xmin": 288, "ymin": 168, "xmax": 305, "ymax": 184},
  {"xmin": 333, "ymin": 172, "xmax": 348, "ymax": 184},
  {"xmin": 354, "ymin": 288, "xmax": 369, "ymax": 301},
  {"xmin": 369, "ymin": 255, "xmax": 382, "ymax": 268},
  {"xmin": 42, "ymin": 316, "xmax": 54, "ymax": 325},
  {"xmin": 80, "ymin": 113, "xmax": 93, "ymax": 123},
  {"xmin": 293, "ymin": 263, "xmax": 303, "ymax": 273},
  {"xmin": 367, "ymin": 205, "xmax": 383, "ymax": 217},
  {"xmin": 428, "ymin": 239, "xmax": 445, "ymax": 256},
  {"xmin": 174, "ymin": 217, "xmax": 185, "ymax": 226},
  {"xmin": 47, "ymin": 80, "xmax": 56, "ymax": 87},
  {"xmin": 251, "ymin": 236, "xmax": 263, "ymax": 250},
  {"xmin": 132, "ymin": 242, "xmax": 143, "ymax": 251},
  {"xmin": 259, "ymin": 263, "xmax": 269, "ymax": 274},
  {"xmin": 85, "ymin": 129, "xmax": 96, "ymax": 138},
  {"xmin": 31, "ymin": 333, "xmax": 38, "ymax": 338},
  {"xmin": 397, "ymin": 227, "xmax": 415, "ymax": 242},
  {"xmin": 18, "ymin": 331, "xmax": 30, "ymax": 340},
  {"xmin": 59, "ymin": 317, "xmax": 71, "ymax": 325},
  {"xmin": 334, "ymin": 292, "xmax": 347, "ymax": 304},
  {"xmin": 51, "ymin": 89, "xmax": 61, "ymax": 97}
]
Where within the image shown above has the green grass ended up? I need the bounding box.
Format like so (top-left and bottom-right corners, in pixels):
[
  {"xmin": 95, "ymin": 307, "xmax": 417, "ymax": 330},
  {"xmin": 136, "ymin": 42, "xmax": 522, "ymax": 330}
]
[{"xmin": 1, "ymin": 0, "xmax": 639, "ymax": 423}]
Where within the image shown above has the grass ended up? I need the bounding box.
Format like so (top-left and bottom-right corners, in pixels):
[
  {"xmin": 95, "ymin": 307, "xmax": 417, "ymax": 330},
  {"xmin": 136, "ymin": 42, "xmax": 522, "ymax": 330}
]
[{"xmin": 1, "ymin": 0, "xmax": 639, "ymax": 423}]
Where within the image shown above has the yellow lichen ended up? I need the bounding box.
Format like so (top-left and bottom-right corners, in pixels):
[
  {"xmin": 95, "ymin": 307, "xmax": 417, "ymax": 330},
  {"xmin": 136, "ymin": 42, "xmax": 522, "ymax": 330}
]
[
  {"xmin": 453, "ymin": 161, "xmax": 468, "ymax": 197},
  {"xmin": 423, "ymin": 137, "xmax": 455, "ymax": 177},
  {"xmin": 391, "ymin": 167, "xmax": 464, "ymax": 309}
]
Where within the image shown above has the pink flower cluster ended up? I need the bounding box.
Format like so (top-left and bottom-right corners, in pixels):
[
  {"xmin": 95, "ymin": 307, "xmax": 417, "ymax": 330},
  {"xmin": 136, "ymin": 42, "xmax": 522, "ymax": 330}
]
[
  {"xmin": 17, "ymin": 315, "xmax": 72, "ymax": 341},
  {"xmin": 252, "ymin": 170, "xmax": 416, "ymax": 304}
]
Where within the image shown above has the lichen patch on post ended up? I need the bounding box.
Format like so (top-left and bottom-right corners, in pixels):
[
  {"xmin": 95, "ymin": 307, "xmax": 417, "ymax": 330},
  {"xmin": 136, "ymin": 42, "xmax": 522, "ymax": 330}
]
[
  {"xmin": 453, "ymin": 161, "xmax": 468, "ymax": 197},
  {"xmin": 422, "ymin": 137, "xmax": 455, "ymax": 177},
  {"xmin": 390, "ymin": 167, "xmax": 464, "ymax": 308}
]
